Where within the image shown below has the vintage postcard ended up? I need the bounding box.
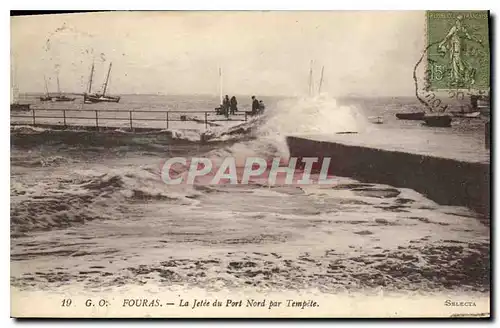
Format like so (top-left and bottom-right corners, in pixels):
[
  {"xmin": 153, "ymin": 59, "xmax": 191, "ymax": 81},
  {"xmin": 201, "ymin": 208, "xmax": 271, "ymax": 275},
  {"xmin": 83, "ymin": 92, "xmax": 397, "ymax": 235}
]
[{"xmin": 10, "ymin": 11, "xmax": 491, "ymax": 318}]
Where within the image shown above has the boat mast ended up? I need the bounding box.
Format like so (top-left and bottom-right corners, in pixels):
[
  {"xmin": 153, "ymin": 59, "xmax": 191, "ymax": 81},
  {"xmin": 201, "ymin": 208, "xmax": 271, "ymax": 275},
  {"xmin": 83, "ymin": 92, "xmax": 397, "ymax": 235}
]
[
  {"xmin": 219, "ymin": 67, "xmax": 223, "ymax": 105},
  {"xmin": 56, "ymin": 73, "xmax": 61, "ymax": 95},
  {"xmin": 308, "ymin": 60, "xmax": 314, "ymax": 97},
  {"xmin": 103, "ymin": 62, "xmax": 112, "ymax": 96},
  {"xmin": 318, "ymin": 66, "xmax": 324, "ymax": 95},
  {"xmin": 43, "ymin": 75, "xmax": 50, "ymax": 96},
  {"xmin": 11, "ymin": 61, "xmax": 19, "ymax": 103},
  {"xmin": 87, "ymin": 62, "xmax": 95, "ymax": 94}
]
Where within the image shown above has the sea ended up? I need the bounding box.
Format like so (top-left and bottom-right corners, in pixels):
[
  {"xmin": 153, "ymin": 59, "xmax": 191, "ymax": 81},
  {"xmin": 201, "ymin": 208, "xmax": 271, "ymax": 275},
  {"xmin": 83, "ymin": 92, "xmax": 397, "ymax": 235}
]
[{"xmin": 10, "ymin": 94, "xmax": 490, "ymax": 295}]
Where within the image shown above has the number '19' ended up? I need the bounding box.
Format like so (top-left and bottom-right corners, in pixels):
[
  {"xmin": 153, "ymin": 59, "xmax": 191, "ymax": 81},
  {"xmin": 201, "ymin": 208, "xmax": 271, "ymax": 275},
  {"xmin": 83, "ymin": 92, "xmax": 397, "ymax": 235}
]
[{"xmin": 62, "ymin": 299, "xmax": 72, "ymax": 307}]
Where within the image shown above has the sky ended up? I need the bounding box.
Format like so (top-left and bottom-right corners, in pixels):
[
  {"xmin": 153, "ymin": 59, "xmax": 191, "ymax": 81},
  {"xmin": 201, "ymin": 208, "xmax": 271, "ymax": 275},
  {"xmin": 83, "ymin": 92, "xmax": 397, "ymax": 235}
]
[{"xmin": 10, "ymin": 11, "xmax": 426, "ymax": 97}]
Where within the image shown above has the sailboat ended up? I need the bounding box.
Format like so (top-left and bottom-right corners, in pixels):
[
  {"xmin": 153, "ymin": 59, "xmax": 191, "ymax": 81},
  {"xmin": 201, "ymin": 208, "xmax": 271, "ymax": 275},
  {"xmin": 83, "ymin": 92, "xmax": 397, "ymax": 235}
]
[
  {"xmin": 40, "ymin": 74, "xmax": 76, "ymax": 102},
  {"xmin": 52, "ymin": 74, "xmax": 76, "ymax": 102},
  {"xmin": 40, "ymin": 75, "xmax": 53, "ymax": 101},
  {"xmin": 84, "ymin": 62, "xmax": 121, "ymax": 103}
]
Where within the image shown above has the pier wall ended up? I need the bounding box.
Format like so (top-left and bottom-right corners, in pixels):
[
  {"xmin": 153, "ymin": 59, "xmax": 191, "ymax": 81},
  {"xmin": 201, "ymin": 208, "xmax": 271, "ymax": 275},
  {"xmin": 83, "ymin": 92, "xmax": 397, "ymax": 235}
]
[
  {"xmin": 286, "ymin": 136, "xmax": 490, "ymax": 217},
  {"xmin": 10, "ymin": 123, "xmax": 169, "ymax": 134}
]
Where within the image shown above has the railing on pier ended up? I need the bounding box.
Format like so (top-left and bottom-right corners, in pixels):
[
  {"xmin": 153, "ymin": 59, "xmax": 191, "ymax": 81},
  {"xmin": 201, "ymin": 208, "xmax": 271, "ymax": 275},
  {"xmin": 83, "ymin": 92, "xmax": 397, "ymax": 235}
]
[{"xmin": 10, "ymin": 108, "xmax": 249, "ymax": 130}]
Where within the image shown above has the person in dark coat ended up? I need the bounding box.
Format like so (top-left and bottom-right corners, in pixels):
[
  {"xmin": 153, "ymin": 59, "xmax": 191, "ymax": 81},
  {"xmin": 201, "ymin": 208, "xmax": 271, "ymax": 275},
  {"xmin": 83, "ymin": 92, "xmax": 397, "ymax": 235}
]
[
  {"xmin": 258, "ymin": 100, "xmax": 265, "ymax": 114},
  {"xmin": 222, "ymin": 95, "xmax": 230, "ymax": 117},
  {"xmin": 230, "ymin": 96, "xmax": 238, "ymax": 115},
  {"xmin": 251, "ymin": 96, "xmax": 260, "ymax": 115}
]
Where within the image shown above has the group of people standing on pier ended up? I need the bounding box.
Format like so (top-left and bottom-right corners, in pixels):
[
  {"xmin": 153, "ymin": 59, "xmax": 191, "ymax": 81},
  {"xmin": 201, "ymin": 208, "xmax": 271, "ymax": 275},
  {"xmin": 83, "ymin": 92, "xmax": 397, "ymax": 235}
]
[{"xmin": 216, "ymin": 95, "xmax": 265, "ymax": 117}]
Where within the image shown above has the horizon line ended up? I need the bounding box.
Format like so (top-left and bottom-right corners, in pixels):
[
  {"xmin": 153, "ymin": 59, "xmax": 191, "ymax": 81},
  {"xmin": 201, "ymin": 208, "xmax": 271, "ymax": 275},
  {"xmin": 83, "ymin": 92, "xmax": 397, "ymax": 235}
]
[{"xmin": 18, "ymin": 92, "xmax": 418, "ymax": 98}]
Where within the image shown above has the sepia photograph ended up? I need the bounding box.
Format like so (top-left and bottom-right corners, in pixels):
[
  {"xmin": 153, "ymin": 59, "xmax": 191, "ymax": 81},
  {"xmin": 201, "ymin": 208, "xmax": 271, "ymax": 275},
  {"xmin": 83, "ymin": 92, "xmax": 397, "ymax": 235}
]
[{"xmin": 9, "ymin": 10, "xmax": 491, "ymax": 318}]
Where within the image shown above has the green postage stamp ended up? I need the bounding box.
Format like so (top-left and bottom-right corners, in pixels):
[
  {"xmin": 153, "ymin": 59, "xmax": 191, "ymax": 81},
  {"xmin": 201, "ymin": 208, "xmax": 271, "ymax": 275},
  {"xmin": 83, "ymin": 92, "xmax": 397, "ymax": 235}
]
[{"xmin": 426, "ymin": 11, "xmax": 490, "ymax": 91}]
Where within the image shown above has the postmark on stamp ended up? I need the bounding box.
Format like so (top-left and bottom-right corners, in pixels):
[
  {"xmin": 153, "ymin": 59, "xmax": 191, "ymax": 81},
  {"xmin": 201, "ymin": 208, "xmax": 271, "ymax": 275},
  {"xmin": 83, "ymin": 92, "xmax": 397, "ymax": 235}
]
[{"xmin": 426, "ymin": 11, "xmax": 489, "ymax": 91}]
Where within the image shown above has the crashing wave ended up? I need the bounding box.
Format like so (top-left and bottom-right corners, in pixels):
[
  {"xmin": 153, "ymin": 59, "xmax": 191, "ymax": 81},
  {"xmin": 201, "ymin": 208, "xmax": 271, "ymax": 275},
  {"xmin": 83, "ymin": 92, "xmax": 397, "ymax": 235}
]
[
  {"xmin": 201, "ymin": 94, "xmax": 369, "ymax": 161},
  {"xmin": 11, "ymin": 166, "xmax": 201, "ymax": 234}
]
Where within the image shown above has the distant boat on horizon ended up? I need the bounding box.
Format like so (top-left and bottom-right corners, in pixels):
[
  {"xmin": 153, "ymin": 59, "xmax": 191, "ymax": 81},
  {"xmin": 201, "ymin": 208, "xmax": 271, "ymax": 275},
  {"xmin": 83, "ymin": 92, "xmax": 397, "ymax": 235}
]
[{"xmin": 84, "ymin": 62, "xmax": 121, "ymax": 103}]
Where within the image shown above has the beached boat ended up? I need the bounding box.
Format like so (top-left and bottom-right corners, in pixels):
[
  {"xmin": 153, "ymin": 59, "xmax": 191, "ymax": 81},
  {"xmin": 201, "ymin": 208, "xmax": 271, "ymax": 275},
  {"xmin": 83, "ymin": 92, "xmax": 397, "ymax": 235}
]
[
  {"xmin": 395, "ymin": 112, "xmax": 426, "ymax": 120},
  {"xmin": 423, "ymin": 114, "xmax": 452, "ymax": 127},
  {"xmin": 84, "ymin": 62, "xmax": 121, "ymax": 103}
]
